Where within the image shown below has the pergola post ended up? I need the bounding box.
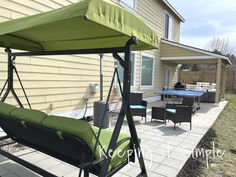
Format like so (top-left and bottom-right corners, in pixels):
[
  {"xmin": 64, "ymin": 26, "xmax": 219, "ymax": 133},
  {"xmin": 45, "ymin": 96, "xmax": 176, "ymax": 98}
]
[
  {"xmin": 215, "ymin": 58, "xmax": 222, "ymax": 104},
  {"xmin": 222, "ymin": 64, "xmax": 227, "ymax": 98}
]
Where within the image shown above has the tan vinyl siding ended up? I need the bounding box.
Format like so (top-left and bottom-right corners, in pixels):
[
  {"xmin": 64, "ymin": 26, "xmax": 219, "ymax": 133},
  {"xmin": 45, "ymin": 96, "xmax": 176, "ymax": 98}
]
[
  {"xmin": 134, "ymin": 0, "xmax": 181, "ymax": 96},
  {"xmin": 136, "ymin": 0, "xmax": 164, "ymax": 38},
  {"xmin": 131, "ymin": 50, "xmax": 164, "ymax": 98},
  {"xmin": 0, "ymin": 0, "xmax": 182, "ymax": 115},
  {"xmin": 172, "ymin": 20, "xmax": 180, "ymax": 42},
  {"xmin": 0, "ymin": 0, "xmax": 118, "ymax": 114},
  {"xmin": 113, "ymin": 0, "xmax": 182, "ymax": 96},
  {"xmin": 136, "ymin": 0, "xmax": 180, "ymax": 42}
]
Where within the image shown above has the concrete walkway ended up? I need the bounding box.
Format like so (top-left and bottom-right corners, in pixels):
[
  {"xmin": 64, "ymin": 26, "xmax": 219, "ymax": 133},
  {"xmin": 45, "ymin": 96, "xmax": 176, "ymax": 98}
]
[{"xmin": 0, "ymin": 101, "xmax": 228, "ymax": 177}]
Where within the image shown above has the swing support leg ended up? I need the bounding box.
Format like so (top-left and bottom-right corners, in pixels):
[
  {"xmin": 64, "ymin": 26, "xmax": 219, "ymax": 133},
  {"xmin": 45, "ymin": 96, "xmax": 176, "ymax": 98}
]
[
  {"xmin": 1, "ymin": 48, "xmax": 31, "ymax": 108},
  {"xmin": 99, "ymin": 37, "xmax": 147, "ymax": 177}
]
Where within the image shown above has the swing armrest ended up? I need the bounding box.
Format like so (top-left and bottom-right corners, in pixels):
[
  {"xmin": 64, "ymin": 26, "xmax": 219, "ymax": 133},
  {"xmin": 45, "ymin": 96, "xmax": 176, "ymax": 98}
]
[
  {"xmin": 79, "ymin": 137, "xmax": 132, "ymax": 171},
  {"xmin": 114, "ymin": 137, "xmax": 132, "ymax": 150},
  {"xmin": 115, "ymin": 137, "xmax": 135, "ymax": 162},
  {"xmin": 79, "ymin": 158, "xmax": 105, "ymax": 170},
  {"xmin": 142, "ymin": 101, "xmax": 147, "ymax": 107},
  {"xmin": 79, "ymin": 137, "xmax": 132, "ymax": 170}
]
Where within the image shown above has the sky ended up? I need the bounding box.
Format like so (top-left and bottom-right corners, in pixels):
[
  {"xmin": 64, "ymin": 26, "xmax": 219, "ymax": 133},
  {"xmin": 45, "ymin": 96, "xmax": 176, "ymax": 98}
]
[{"xmin": 168, "ymin": 0, "xmax": 236, "ymax": 54}]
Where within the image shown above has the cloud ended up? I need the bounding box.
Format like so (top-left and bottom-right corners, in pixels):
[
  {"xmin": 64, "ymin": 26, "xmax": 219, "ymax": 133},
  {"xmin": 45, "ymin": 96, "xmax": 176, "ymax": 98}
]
[
  {"xmin": 180, "ymin": 27, "xmax": 236, "ymax": 53},
  {"xmin": 168, "ymin": 0, "xmax": 236, "ymax": 53}
]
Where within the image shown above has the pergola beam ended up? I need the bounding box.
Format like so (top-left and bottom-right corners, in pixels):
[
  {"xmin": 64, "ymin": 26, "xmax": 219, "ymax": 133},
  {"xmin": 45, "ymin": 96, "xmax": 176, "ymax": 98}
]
[
  {"xmin": 222, "ymin": 64, "xmax": 227, "ymax": 98},
  {"xmin": 215, "ymin": 58, "xmax": 222, "ymax": 104}
]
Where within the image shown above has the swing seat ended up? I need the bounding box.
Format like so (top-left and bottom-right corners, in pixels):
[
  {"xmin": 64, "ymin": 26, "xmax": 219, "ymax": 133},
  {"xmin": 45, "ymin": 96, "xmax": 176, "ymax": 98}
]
[{"xmin": 0, "ymin": 102, "xmax": 134, "ymax": 176}]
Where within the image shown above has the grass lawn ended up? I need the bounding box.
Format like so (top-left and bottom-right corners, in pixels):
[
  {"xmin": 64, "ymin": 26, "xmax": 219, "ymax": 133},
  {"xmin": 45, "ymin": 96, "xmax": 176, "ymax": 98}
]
[{"xmin": 178, "ymin": 94, "xmax": 236, "ymax": 177}]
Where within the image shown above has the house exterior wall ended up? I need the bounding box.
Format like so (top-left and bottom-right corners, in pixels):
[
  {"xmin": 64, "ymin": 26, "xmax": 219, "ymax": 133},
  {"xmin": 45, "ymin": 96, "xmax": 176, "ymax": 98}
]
[
  {"xmin": 116, "ymin": 0, "xmax": 181, "ymax": 97},
  {"xmin": 0, "ymin": 0, "xmax": 182, "ymax": 116},
  {"xmin": 0, "ymin": 0, "xmax": 119, "ymax": 116}
]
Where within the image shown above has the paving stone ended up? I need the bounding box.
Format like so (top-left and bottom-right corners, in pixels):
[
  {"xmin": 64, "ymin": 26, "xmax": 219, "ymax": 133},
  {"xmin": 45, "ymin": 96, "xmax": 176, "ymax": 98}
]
[
  {"xmin": 150, "ymin": 146, "xmax": 171, "ymax": 158},
  {"xmin": 150, "ymin": 136, "xmax": 165, "ymax": 143},
  {"xmin": 144, "ymin": 152, "xmax": 165, "ymax": 164},
  {"xmin": 119, "ymin": 163, "xmax": 133, "ymax": 173},
  {"xmin": 111, "ymin": 172, "xmax": 129, "ymax": 177},
  {"xmin": 13, "ymin": 149, "xmax": 36, "ymax": 157},
  {"xmin": 158, "ymin": 142, "xmax": 176, "ymax": 152},
  {"xmin": 125, "ymin": 166, "xmax": 142, "ymax": 177},
  {"xmin": 48, "ymin": 163, "xmax": 78, "ymax": 176},
  {"xmin": 2, "ymin": 173, "xmax": 18, "ymax": 177},
  {"xmin": 34, "ymin": 158, "xmax": 62, "ymax": 170},
  {"xmin": 180, "ymin": 142, "xmax": 197, "ymax": 150},
  {"xmin": 162, "ymin": 157, "xmax": 186, "ymax": 170},
  {"xmin": 0, "ymin": 155, "xmax": 8, "ymax": 163},
  {"xmin": 20, "ymin": 153, "xmax": 48, "ymax": 163},
  {"xmin": 11, "ymin": 166, "xmax": 38, "ymax": 177},
  {"xmin": 155, "ymin": 164, "xmax": 179, "ymax": 177},
  {"xmin": 64, "ymin": 170, "xmax": 79, "ymax": 177},
  {"xmin": 0, "ymin": 166, "xmax": 9, "ymax": 176},
  {"xmin": 169, "ymin": 150, "xmax": 190, "ymax": 162},
  {"xmin": 148, "ymin": 171, "xmax": 167, "ymax": 177}
]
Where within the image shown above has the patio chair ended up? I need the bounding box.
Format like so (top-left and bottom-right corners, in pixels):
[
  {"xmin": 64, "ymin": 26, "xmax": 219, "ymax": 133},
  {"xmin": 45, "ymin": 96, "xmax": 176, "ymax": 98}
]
[
  {"xmin": 151, "ymin": 107, "xmax": 166, "ymax": 123},
  {"xmin": 166, "ymin": 97, "xmax": 194, "ymax": 111},
  {"xmin": 129, "ymin": 93, "xmax": 147, "ymax": 123},
  {"xmin": 165, "ymin": 105, "xmax": 193, "ymax": 130}
]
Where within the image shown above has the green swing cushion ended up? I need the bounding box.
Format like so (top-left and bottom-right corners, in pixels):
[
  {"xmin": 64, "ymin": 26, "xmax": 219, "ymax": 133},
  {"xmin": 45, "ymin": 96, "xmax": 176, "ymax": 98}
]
[
  {"xmin": 42, "ymin": 115, "xmax": 131, "ymax": 171},
  {"xmin": 0, "ymin": 102, "xmax": 131, "ymax": 172},
  {"xmin": 10, "ymin": 108, "xmax": 47, "ymax": 125},
  {"xmin": 0, "ymin": 102, "xmax": 17, "ymax": 116}
]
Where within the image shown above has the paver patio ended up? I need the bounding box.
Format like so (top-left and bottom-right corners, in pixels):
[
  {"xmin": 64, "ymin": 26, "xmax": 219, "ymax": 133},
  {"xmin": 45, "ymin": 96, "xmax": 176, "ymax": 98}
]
[{"xmin": 0, "ymin": 101, "xmax": 228, "ymax": 177}]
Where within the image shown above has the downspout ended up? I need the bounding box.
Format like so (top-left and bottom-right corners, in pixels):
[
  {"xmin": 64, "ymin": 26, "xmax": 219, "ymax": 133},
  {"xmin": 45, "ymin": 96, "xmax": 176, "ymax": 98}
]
[{"xmin": 99, "ymin": 53, "xmax": 104, "ymax": 101}]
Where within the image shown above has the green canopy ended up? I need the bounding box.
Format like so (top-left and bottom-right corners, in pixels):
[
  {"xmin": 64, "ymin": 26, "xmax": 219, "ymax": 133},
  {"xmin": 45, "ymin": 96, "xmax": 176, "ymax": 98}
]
[{"xmin": 0, "ymin": 0, "xmax": 158, "ymax": 52}]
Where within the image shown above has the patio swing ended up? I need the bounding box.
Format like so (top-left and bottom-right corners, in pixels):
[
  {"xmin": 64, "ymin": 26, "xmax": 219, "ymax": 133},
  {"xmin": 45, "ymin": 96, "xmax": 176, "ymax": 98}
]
[{"xmin": 0, "ymin": 0, "xmax": 158, "ymax": 177}]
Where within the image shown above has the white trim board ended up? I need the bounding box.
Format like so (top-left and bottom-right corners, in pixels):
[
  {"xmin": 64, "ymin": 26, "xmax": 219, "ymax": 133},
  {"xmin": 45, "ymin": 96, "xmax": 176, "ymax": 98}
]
[
  {"xmin": 162, "ymin": 0, "xmax": 185, "ymax": 22},
  {"xmin": 161, "ymin": 56, "xmax": 216, "ymax": 60}
]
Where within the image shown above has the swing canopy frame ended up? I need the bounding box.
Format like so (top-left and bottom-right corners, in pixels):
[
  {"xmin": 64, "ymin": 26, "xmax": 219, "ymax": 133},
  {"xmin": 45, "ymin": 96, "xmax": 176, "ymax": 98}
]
[{"xmin": 0, "ymin": 0, "xmax": 159, "ymax": 177}]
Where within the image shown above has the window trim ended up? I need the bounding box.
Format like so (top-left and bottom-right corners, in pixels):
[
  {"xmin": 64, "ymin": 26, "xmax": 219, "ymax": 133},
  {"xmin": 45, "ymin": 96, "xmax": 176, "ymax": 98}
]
[
  {"xmin": 140, "ymin": 52, "xmax": 155, "ymax": 90},
  {"xmin": 164, "ymin": 12, "xmax": 173, "ymax": 40},
  {"xmin": 119, "ymin": 0, "xmax": 137, "ymax": 12}
]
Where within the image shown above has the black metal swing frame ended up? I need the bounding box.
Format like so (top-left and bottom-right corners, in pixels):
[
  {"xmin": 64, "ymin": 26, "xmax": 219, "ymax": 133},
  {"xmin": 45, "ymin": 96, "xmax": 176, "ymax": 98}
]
[{"xmin": 0, "ymin": 37, "xmax": 148, "ymax": 177}]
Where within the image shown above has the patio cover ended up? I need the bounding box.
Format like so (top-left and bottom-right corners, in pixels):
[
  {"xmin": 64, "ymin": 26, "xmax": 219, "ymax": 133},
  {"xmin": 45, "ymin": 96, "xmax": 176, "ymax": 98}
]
[
  {"xmin": 0, "ymin": 0, "xmax": 158, "ymax": 52},
  {"xmin": 160, "ymin": 39, "xmax": 231, "ymax": 65},
  {"xmin": 160, "ymin": 39, "xmax": 232, "ymax": 103}
]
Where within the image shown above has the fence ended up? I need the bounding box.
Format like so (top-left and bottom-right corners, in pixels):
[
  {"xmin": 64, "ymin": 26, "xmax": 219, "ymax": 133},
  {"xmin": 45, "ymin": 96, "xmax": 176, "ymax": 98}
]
[{"xmin": 178, "ymin": 70, "xmax": 236, "ymax": 92}]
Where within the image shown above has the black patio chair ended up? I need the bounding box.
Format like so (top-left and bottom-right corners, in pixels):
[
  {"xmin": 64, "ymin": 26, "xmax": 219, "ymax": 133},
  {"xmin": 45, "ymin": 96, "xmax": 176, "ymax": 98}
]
[
  {"xmin": 166, "ymin": 97, "xmax": 194, "ymax": 112},
  {"xmin": 129, "ymin": 93, "xmax": 147, "ymax": 123},
  {"xmin": 151, "ymin": 107, "xmax": 166, "ymax": 123},
  {"xmin": 165, "ymin": 105, "xmax": 193, "ymax": 130}
]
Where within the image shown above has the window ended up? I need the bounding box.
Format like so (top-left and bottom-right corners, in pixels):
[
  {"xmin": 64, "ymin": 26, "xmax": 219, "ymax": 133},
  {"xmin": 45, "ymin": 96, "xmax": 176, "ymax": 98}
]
[
  {"xmin": 165, "ymin": 13, "xmax": 173, "ymax": 40},
  {"xmin": 117, "ymin": 53, "xmax": 135, "ymax": 87},
  {"xmin": 119, "ymin": 0, "xmax": 136, "ymax": 11},
  {"xmin": 141, "ymin": 54, "xmax": 154, "ymax": 88}
]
